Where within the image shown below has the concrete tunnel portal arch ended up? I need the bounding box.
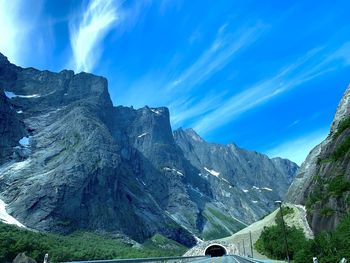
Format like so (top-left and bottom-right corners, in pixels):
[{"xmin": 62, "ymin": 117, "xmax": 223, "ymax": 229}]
[{"xmin": 204, "ymin": 244, "xmax": 227, "ymax": 257}]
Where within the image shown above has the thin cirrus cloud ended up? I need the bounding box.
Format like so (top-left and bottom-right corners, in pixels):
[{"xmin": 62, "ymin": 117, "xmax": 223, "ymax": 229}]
[
  {"xmin": 119, "ymin": 23, "xmax": 263, "ymax": 118},
  {"xmin": 191, "ymin": 42, "xmax": 350, "ymax": 135},
  {"xmin": 169, "ymin": 91, "xmax": 227, "ymax": 126},
  {"xmin": 69, "ymin": 0, "xmax": 120, "ymax": 73},
  {"xmin": 167, "ymin": 23, "xmax": 264, "ymax": 93},
  {"xmin": 163, "ymin": 23, "xmax": 265, "ymax": 126}
]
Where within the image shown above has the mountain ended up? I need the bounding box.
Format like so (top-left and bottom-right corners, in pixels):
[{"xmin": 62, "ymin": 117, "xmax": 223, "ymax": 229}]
[
  {"xmin": 174, "ymin": 128, "xmax": 298, "ymax": 224},
  {"xmin": 0, "ymin": 53, "xmax": 297, "ymax": 245},
  {"xmin": 286, "ymin": 85, "xmax": 350, "ymax": 234}
]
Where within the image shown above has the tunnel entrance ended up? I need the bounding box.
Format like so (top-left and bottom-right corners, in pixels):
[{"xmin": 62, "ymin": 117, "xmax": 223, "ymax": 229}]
[{"xmin": 204, "ymin": 244, "xmax": 227, "ymax": 257}]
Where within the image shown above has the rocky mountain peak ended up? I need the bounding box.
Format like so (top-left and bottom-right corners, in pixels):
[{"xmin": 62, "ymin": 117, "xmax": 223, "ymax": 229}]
[
  {"xmin": 0, "ymin": 52, "xmax": 10, "ymax": 65},
  {"xmin": 330, "ymin": 84, "xmax": 350, "ymax": 134},
  {"xmin": 174, "ymin": 125, "xmax": 298, "ymax": 223},
  {"xmin": 111, "ymin": 105, "xmax": 175, "ymax": 148},
  {"xmin": 174, "ymin": 128, "xmax": 205, "ymax": 143},
  {"xmin": 185, "ymin": 128, "xmax": 205, "ymax": 142},
  {"xmin": 144, "ymin": 106, "xmax": 169, "ymax": 116}
]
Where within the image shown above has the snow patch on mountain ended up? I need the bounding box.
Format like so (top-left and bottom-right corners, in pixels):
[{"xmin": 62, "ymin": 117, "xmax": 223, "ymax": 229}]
[
  {"xmin": 163, "ymin": 167, "xmax": 184, "ymax": 176},
  {"xmin": 150, "ymin": 108, "xmax": 162, "ymax": 115},
  {"xmin": 204, "ymin": 167, "xmax": 220, "ymax": 177},
  {"xmin": 7, "ymin": 160, "xmax": 31, "ymax": 171},
  {"xmin": 19, "ymin": 137, "xmax": 29, "ymax": 147},
  {"xmin": 221, "ymin": 178, "xmax": 231, "ymax": 185},
  {"xmin": 0, "ymin": 199, "xmax": 26, "ymax": 228},
  {"xmin": 137, "ymin": 132, "xmax": 148, "ymax": 138},
  {"xmin": 5, "ymin": 91, "xmax": 40, "ymax": 99}
]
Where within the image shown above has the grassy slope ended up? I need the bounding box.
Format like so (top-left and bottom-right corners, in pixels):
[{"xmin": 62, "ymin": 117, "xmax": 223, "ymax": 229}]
[
  {"xmin": 0, "ymin": 222, "xmax": 187, "ymax": 263},
  {"xmin": 202, "ymin": 206, "xmax": 246, "ymax": 240}
]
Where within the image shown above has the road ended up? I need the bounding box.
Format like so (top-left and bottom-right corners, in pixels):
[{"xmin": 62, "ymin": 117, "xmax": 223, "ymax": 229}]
[{"xmin": 191, "ymin": 255, "xmax": 257, "ymax": 263}]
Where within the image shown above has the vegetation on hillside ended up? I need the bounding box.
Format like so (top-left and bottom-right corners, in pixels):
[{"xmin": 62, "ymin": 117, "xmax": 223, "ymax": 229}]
[
  {"xmin": 323, "ymin": 116, "xmax": 350, "ymax": 161},
  {"xmin": 334, "ymin": 116, "xmax": 350, "ymax": 138},
  {"xmin": 331, "ymin": 136, "xmax": 350, "ymax": 161},
  {"xmin": 276, "ymin": 206, "xmax": 294, "ymax": 218},
  {"xmin": 202, "ymin": 207, "xmax": 245, "ymax": 240},
  {"xmin": 255, "ymin": 211, "xmax": 350, "ymax": 263},
  {"xmin": 306, "ymin": 174, "xmax": 350, "ymax": 212},
  {"xmin": 255, "ymin": 207, "xmax": 306, "ymax": 260},
  {"xmin": 0, "ymin": 222, "xmax": 186, "ymax": 263}
]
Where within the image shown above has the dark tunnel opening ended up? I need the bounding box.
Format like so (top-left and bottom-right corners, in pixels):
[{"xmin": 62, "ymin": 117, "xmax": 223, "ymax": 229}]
[{"xmin": 205, "ymin": 244, "xmax": 227, "ymax": 257}]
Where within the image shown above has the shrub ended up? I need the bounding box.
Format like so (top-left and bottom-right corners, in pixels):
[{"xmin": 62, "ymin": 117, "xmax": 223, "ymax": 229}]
[
  {"xmin": 306, "ymin": 186, "xmax": 324, "ymax": 210},
  {"xmin": 327, "ymin": 175, "xmax": 350, "ymax": 197},
  {"xmin": 256, "ymin": 213, "xmax": 350, "ymax": 263},
  {"xmin": 331, "ymin": 137, "xmax": 350, "ymax": 161},
  {"xmin": 334, "ymin": 117, "xmax": 350, "ymax": 138},
  {"xmin": 255, "ymin": 214, "xmax": 308, "ymax": 261},
  {"xmin": 320, "ymin": 207, "xmax": 335, "ymax": 217}
]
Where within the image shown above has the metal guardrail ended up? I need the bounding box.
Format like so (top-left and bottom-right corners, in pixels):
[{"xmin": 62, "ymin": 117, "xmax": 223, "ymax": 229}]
[
  {"xmin": 231, "ymin": 255, "xmax": 267, "ymax": 263},
  {"xmin": 235, "ymin": 255, "xmax": 271, "ymax": 263},
  {"xmin": 59, "ymin": 255, "xmax": 210, "ymax": 263}
]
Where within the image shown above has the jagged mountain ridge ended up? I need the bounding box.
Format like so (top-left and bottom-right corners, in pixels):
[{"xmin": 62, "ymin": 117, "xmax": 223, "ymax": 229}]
[
  {"xmin": 286, "ymin": 84, "xmax": 350, "ymax": 234},
  {"xmin": 0, "ymin": 53, "xmax": 297, "ymax": 245},
  {"xmin": 174, "ymin": 128, "xmax": 298, "ymax": 224}
]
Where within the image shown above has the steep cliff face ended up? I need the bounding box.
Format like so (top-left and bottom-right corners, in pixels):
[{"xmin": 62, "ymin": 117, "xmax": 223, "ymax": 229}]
[
  {"xmin": 0, "ymin": 53, "xmax": 195, "ymax": 246},
  {"xmin": 0, "ymin": 53, "xmax": 298, "ymax": 244},
  {"xmin": 174, "ymin": 128, "xmax": 298, "ymax": 224},
  {"xmin": 0, "ymin": 57, "xmax": 26, "ymax": 165},
  {"xmin": 286, "ymin": 85, "xmax": 350, "ymax": 234},
  {"xmin": 0, "ymin": 89, "xmax": 26, "ymax": 164},
  {"xmin": 109, "ymin": 106, "xmax": 214, "ymax": 241}
]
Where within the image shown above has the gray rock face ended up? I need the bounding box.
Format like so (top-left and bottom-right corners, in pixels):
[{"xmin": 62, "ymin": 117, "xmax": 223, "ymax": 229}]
[
  {"xmin": 286, "ymin": 84, "xmax": 350, "ymax": 234},
  {"xmin": 331, "ymin": 86, "xmax": 350, "ymax": 134},
  {"xmin": 0, "ymin": 53, "xmax": 194, "ymax": 246},
  {"xmin": 174, "ymin": 128, "xmax": 298, "ymax": 224},
  {"xmin": 0, "ymin": 52, "xmax": 298, "ymax": 245},
  {"xmin": 0, "ymin": 57, "xmax": 26, "ymax": 165},
  {"xmin": 285, "ymin": 142, "xmax": 326, "ymax": 204}
]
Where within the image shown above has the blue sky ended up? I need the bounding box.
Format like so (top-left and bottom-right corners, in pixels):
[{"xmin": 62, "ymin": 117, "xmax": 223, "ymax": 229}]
[{"xmin": 1, "ymin": 0, "xmax": 350, "ymax": 165}]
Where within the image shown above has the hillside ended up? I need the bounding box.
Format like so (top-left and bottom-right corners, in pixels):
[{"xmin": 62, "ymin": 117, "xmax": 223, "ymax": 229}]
[
  {"xmin": 286, "ymin": 85, "xmax": 350, "ymax": 234},
  {"xmin": 0, "ymin": 222, "xmax": 186, "ymax": 263},
  {"xmin": 185, "ymin": 204, "xmax": 313, "ymax": 259}
]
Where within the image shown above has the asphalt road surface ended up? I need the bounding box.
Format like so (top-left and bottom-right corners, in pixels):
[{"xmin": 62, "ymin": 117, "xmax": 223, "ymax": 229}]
[{"xmin": 191, "ymin": 255, "xmax": 257, "ymax": 263}]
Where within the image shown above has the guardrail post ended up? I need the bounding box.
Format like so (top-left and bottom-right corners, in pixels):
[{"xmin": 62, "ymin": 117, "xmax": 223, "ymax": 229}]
[
  {"xmin": 249, "ymin": 231, "xmax": 253, "ymax": 258},
  {"xmin": 43, "ymin": 253, "xmax": 49, "ymax": 263},
  {"xmin": 243, "ymin": 239, "xmax": 246, "ymax": 256}
]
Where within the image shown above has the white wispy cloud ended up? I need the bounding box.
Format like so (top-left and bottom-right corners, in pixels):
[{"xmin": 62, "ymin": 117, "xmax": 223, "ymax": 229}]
[
  {"xmin": 69, "ymin": 0, "xmax": 120, "ymax": 72},
  {"xmin": 158, "ymin": 23, "xmax": 264, "ymax": 127},
  {"xmin": 167, "ymin": 24, "xmax": 264, "ymax": 92},
  {"xmin": 119, "ymin": 23, "xmax": 262, "ymax": 117},
  {"xmin": 0, "ymin": 0, "xmax": 42, "ymax": 65},
  {"xmin": 192, "ymin": 43, "xmax": 350, "ymax": 135},
  {"xmin": 265, "ymin": 128, "xmax": 329, "ymax": 165},
  {"xmin": 169, "ymin": 91, "xmax": 227, "ymax": 126},
  {"xmin": 288, "ymin": 120, "xmax": 300, "ymax": 128}
]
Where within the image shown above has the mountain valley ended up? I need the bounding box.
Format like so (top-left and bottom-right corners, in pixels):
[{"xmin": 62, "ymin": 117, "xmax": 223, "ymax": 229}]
[{"xmin": 0, "ymin": 53, "xmax": 298, "ymax": 246}]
